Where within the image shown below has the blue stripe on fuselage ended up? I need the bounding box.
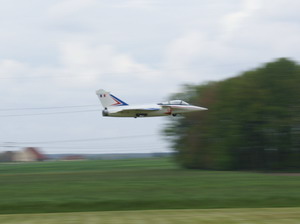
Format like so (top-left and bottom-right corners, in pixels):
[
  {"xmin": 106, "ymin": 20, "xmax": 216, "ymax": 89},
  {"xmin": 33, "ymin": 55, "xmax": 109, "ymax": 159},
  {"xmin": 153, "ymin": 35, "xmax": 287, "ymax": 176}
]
[{"xmin": 143, "ymin": 108, "xmax": 160, "ymax": 111}]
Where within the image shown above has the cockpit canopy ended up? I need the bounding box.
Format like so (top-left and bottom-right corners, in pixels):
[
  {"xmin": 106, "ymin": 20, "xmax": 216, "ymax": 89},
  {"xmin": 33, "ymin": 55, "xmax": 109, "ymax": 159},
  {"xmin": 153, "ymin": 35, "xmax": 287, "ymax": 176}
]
[{"xmin": 158, "ymin": 100, "xmax": 189, "ymax": 105}]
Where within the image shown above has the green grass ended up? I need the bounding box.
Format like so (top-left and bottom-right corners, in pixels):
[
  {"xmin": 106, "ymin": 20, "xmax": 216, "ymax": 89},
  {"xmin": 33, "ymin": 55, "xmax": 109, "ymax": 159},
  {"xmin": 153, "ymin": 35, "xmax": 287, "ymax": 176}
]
[
  {"xmin": 0, "ymin": 158, "xmax": 299, "ymax": 214},
  {"xmin": 0, "ymin": 208, "xmax": 299, "ymax": 224},
  {"xmin": 0, "ymin": 158, "xmax": 176, "ymax": 174}
]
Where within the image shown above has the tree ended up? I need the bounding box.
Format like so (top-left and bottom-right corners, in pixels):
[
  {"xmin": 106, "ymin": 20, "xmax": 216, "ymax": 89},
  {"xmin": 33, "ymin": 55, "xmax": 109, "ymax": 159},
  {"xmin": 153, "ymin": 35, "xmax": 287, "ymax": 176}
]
[{"xmin": 164, "ymin": 58, "xmax": 300, "ymax": 170}]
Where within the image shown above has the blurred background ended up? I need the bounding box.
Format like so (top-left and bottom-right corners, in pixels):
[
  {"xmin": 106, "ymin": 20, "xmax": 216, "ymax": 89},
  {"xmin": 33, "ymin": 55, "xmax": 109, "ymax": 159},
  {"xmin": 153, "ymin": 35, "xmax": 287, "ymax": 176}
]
[
  {"xmin": 1, "ymin": 0, "xmax": 300, "ymax": 156},
  {"xmin": 0, "ymin": 0, "xmax": 299, "ymax": 223}
]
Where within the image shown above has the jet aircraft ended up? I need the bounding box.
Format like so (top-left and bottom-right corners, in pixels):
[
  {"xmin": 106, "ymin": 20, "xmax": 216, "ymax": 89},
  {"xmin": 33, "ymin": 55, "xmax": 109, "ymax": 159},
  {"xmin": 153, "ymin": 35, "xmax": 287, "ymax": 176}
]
[{"xmin": 96, "ymin": 89, "xmax": 207, "ymax": 118}]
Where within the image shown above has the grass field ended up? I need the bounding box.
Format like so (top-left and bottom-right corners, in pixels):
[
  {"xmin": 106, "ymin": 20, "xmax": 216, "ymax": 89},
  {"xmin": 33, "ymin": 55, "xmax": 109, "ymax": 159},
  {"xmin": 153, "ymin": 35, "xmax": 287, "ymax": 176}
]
[
  {"xmin": 0, "ymin": 158, "xmax": 299, "ymax": 214},
  {"xmin": 0, "ymin": 208, "xmax": 299, "ymax": 224}
]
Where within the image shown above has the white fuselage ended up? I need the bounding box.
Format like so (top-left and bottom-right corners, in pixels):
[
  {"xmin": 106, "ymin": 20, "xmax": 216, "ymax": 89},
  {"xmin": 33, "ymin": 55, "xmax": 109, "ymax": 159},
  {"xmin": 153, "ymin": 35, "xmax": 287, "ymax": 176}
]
[{"xmin": 104, "ymin": 103, "xmax": 207, "ymax": 117}]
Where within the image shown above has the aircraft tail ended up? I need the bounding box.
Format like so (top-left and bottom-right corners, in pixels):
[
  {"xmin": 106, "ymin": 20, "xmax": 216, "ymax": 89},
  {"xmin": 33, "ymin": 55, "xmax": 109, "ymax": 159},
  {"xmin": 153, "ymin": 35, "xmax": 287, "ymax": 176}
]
[{"xmin": 96, "ymin": 89, "xmax": 129, "ymax": 108}]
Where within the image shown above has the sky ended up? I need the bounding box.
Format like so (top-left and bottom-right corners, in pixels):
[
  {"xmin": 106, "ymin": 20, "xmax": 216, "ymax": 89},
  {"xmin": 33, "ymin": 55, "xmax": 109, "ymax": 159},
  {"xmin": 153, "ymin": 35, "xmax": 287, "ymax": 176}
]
[{"xmin": 1, "ymin": 0, "xmax": 300, "ymax": 154}]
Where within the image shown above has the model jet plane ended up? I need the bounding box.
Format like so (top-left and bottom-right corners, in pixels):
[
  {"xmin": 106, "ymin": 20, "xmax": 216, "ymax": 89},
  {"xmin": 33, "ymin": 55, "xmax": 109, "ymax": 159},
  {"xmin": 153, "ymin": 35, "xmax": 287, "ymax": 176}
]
[{"xmin": 96, "ymin": 89, "xmax": 207, "ymax": 118}]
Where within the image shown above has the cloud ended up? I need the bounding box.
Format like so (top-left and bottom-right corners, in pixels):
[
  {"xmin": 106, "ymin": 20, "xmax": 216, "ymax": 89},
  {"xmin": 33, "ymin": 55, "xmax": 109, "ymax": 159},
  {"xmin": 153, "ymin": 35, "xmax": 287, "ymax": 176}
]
[
  {"xmin": 261, "ymin": 0, "xmax": 300, "ymax": 20},
  {"xmin": 48, "ymin": 0, "xmax": 97, "ymax": 17},
  {"xmin": 55, "ymin": 42, "xmax": 162, "ymax": 90},
  {"xmin": 112, "ymin": 0, "xmax": 158, "ymax": 9},
  {"xmin": 221, "ymin": 0, "xmax": 262, "ymax": 39},
  {"xmin": 0, "ymin": 60, "xmax": 30, "ymax": 77},
  {"xmin": 164, "ymin": 32, "xmax": 204, "ymax": 68},
  {"xmin": 0, "ymin": 40, "xmax": 167, "ymax": 105},
  {"xmin": 220, "ymin": 0, "xmax": 300, "ymax": 61},
  {"xmin": 162, "ymin": 0, "xmax": 300, "ymax": 84}
]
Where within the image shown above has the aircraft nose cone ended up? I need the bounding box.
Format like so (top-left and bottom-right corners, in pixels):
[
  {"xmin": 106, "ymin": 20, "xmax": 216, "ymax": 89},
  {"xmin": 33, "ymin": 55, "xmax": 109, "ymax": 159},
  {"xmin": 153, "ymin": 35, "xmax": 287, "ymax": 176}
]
[
  {"xmin": 193, "ymin": 106, "xmax": 208, "ymax": 111},
  {"xmin": 195, "ymin": 107, "xmax": 208, "ymax": 110}
]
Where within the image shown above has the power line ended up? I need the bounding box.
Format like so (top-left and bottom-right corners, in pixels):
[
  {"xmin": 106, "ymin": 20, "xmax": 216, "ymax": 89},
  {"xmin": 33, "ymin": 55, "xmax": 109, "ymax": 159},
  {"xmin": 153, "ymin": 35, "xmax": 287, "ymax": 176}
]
[
  {"xmin": 8, "ymin": 145, "xmax": 165, "ymax": 151},
  {"xmin": 0, "ymin": 65, "xmax": 237, "ymax": 81},
  {"xmin": 18, "ymin": 141, "xmax": 164, "ymax": 149},
  {"xmin": 3, "ymin": 134, "xmax": 157, "ymax": 145},
  {"xmin": 57, "ymin": 147, "xmax": 168, "ymax": 153},
  {"xmin": 0, "ymin": 68, "xmax": 196, "ymax": 80},
  {"xmin": 42, "ymin": 145, "xmax": 162, "ymax": 150},
  {"xmin": 0, "ymin": 104, "xmax": 99, "ymax": 111},
  {"xmin": 0, "ymin": 109, "xmax": 100, "ymax": 117}
]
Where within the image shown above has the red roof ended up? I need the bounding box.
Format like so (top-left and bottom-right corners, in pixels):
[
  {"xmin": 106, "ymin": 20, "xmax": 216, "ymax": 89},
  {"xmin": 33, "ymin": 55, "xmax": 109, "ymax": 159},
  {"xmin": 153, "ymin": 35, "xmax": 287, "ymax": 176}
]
[{"xmin": 24, "ymin": 147, "xmax": 47, "ymax": 160}]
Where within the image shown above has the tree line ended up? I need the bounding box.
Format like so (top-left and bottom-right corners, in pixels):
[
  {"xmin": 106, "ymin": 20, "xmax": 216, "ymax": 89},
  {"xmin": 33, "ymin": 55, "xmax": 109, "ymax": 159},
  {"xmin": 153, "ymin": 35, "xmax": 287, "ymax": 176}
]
[{"xmin": 164, "ymin": 58, "xmax": 300, "ymax": 171}]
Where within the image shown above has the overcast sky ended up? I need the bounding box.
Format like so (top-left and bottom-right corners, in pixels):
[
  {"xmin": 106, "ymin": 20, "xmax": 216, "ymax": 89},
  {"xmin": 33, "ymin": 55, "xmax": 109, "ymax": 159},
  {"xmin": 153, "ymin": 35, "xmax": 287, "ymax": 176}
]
[{"xmin": 1, "ymin": 0, "xmax": 300, "ymax": 154}]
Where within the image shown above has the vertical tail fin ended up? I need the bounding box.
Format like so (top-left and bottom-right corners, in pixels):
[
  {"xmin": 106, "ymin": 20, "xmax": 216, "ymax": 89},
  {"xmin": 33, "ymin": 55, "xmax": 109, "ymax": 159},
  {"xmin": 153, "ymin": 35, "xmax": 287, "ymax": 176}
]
[{"xmin": 96, "ymin": 89, "xmax": 129, "ymax": 108}]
